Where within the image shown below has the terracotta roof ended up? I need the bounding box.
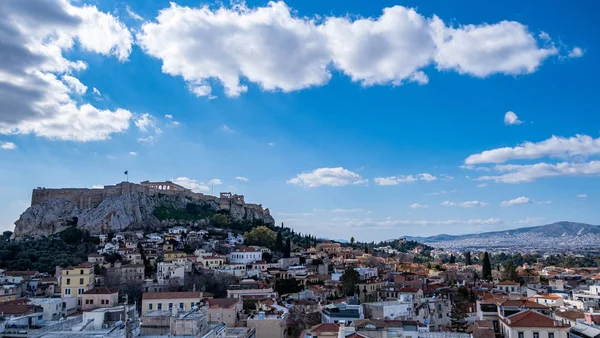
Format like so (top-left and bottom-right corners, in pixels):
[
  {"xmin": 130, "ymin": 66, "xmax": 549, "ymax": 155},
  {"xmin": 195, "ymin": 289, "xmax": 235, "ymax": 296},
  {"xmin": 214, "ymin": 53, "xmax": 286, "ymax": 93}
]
[
  {"xmin": 233, "ymin": 247, "xmax": 261, "ymax": 253},
  {"xmin": 0, "ymin": 304, "xmax": 41, "ymax": 315},
  {"xmin": 497, "ymin": 299, "xmax": 549, "ymax": 309},
  {"xmin": 498, "ymin": 280, "xmax": 520, "ymax": 286},
  {"xmin": 310, "ymin": 323, "xmax": 340, "ymax": 334},
  {"xmin": 143, "ymin": 291, "xmax": 202, "ymax": 300},
  {"xmin": 502, "ymin": 310, "xmax": 570, "ymax": 328},
  {"xmin": 555, "ymin": 310, "xmax": 585, "ymax": 321},
  {"xmin": 83, "ymin": 287, "xmax": 119, "ymax": 295},
  {"xmin": 206, "ymin": 298, "xmax": 240, "ymax": 309},
  {"xmin": 2, "ymin": 299, "xmax": 30, "ymax": 305},
  {"xmin": 397, "ymin": 287, "xmax": 420, "ymax": 293},
  {"xmin": 5, "ymin": 270, "xmax": 39, "ymax": 276}
]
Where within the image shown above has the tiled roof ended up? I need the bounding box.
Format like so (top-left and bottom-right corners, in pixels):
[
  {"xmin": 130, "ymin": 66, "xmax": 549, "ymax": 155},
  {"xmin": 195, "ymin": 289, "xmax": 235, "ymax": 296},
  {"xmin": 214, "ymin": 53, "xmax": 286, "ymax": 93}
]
[
  {"xmin": 310, "ymin": 323, "xmax": 339, "ymax": 334},
  {"xmin": 498, "ymin": 280, "xmax": 520, "ymax": 286},
  {"xmin": 502, "ymin": 310, "xmax": 570, "ymax": 328},
  {"xmin": 0, "ymin": 304, "xmax": 41, "ymax": 315},
  {"xmin": 143, "ymin": 291, "xmax": 202, "ymax": 300},
  {"xmin": 497, "ymin": 299, "xmax": 549, "ymax": 309},
  {"xmin": 555, "ymin": 310, "xmax": 585, "ymax": 321},
  {"xmin": 5, "ymin": 270, "xmax": 39, "ymax": 276}
]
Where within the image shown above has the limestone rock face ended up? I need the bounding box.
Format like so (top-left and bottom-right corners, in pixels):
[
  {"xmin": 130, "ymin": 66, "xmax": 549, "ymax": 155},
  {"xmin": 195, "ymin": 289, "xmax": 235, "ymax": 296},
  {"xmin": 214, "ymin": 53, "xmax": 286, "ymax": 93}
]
[{"xmin": 14, "ymin": 192, "xmax": 275, "ymax": 237}]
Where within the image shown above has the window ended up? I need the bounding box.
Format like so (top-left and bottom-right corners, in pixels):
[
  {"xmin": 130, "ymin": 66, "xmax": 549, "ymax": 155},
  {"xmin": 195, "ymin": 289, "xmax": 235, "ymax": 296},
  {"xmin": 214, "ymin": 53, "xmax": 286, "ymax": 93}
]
[
  {"xmin": 80, "ymin": 270, "xmax": 84, "ymax": 274},
  {"xmin": 66, "ymin": 278, "xmax": 71, "ymax": 285},
  {"xmin": 80, "ymin": 278, "xmax": 84, "ymax": 284},
  {"xmin": 66, "ymin": 271, "xmax": 69, "ymax": 275},
  {"xmin": 549, "ymin": 333, "xmax": 554, "ymax": 338},
  {"xmin": 533, "ymin": 332, "xmax": 540, "ymax": 338},
  {"xmin": 149, "ymin": 304, "xmax": 153, "ymax": 310},
  {"xmin": 179, "ymin": 303, "xmax": 184, "ymax": 309},
  {"xmin": 90, "ymin": 300, "xmax": 93, "ymax": 305},
  {"xmin": 157, "ymin": 303, "xmax": 162, "ymax": 310},
  {"xmin": 85, "ymin": 300, "xmax": 90, "ymax": 304},
  {"xmin": 78, "ymin": 288, "xmax": 84, "ymax": 295},
  {"xmin": 169, "ymin": 303, "xmax": 173, "ymax": 309},
  {"xmin": 518, "ymin": 332, "xmax": 524, "ymax": 338},
  {"xmin": 65, "ymin": 288, "xmax": 71, "ymax": 295}
]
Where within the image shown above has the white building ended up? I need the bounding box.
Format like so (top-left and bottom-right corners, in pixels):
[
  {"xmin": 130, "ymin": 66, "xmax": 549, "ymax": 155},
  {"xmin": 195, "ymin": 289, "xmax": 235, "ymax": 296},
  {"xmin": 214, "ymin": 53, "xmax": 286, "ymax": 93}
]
[
  {"xmin": 499, "ymin": 310, "xmax": 570, "ymax": 338},
  {"xmin": 157, "ymin": 261, "xmax": 186, "ymax": 285},
  {"xmin": 364, "ymin": 300, "xmax": 413, "ymax": 320},
  {"xmin": 228, "ymin": 248, "xmax": 262, "ymax": 265},
  {"xmin": 29, "ymin": 298, "xmax": 63, "ymax": 320}
]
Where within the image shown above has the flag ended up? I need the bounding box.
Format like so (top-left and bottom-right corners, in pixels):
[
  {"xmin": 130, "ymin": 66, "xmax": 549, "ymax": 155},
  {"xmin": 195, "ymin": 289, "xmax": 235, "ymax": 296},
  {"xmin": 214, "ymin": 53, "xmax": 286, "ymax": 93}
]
[{"xmin": 124, "ymin": 170, "xmax": 128, "ymax": 175}]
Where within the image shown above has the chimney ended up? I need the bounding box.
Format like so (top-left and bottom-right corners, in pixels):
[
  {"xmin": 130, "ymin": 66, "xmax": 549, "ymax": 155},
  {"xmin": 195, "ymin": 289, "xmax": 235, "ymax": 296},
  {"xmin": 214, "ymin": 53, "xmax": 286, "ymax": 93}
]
[{"xmin": 337, "ymin": 321, "xmax": 346, "ymax": 338}]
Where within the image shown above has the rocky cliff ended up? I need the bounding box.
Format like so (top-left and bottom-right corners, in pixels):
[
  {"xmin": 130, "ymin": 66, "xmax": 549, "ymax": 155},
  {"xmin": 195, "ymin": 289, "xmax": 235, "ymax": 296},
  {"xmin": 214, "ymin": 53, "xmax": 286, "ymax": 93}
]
[{"xmin": 14, "ymin": 191, "xmax": 275, "ymax": 237}]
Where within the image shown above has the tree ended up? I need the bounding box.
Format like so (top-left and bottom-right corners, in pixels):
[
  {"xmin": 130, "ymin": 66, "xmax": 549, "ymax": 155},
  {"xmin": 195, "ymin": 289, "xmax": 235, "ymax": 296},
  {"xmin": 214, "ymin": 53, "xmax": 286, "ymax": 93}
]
[
  {"xmin": 274, "ymin": 278, "xmax": 304, "ymax": 295},
  {"xmin": 482, "ymin": 252, "xmax": 492, "ymax": 280},
  {"xmin": 364, "ymin": 244, "xmax": 369, "ymax": 254},
  {"xmin": 275, "ymin": 231, "xmax": 284, "ymax": 252},
  {"xmin": 449, "ymin": 254, "xmax": 456, "ymax": 264},
  {"xmin": 212, "ymin": 213, "xmax": 229, "ymax": 227},
  {"xmin": 350, "ymin": 237, "xmax": 355, "ymax": 245},
  {"xmin": 289, "ymin": 304, "xmax": 321, "ymax": 337},
  {"xmin": 1, "ymin": 231, "xmax": 12, "ymax": 241},
  {"xmin": 340, "ymin": 267, "xmax": 360, "ymax": 296},
  {"xmin": 244, "ymin": 226, "xmax": 276, "ymax": 249},
  {"xmin": 502, "ymin": 261, "xmax": 518, "ymax": 281},
  {"xmin": 283, "ymin": 238, "xmax": 291, "ymax": 258},
  {"xmin": 464, "ymin": 251, "xmax": 472, "ymax": 266}
]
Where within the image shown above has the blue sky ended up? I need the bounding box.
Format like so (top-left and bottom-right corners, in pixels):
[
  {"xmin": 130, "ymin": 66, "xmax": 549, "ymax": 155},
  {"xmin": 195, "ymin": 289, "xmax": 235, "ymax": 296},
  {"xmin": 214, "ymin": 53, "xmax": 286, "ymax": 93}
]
[{"xmin": 0, "ymin": 0, "xmax": 598, "ymax": 241}]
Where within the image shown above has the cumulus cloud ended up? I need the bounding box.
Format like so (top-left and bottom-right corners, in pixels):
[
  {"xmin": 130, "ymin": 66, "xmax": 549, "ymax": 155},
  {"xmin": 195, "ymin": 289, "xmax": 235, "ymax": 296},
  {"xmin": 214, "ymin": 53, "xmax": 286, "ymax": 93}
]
[
  {"xmin": 92, "ymin": 87, "xmax": 101, "ymax": 96},
  {"xmin": 235, "ymin": 176, "xmax": 249, "ymax": 182},
  {"xmin": 287, "ymin": 167, "xmax": 367, "ymax": 187},
  {"xmin": 465, "ymin": 134, "xmax": 600, "ymax": 165},
  {"xmin": 136, "ymin": 2, "xmax": 560, "ymax": 97},
  {"xmin": 173, "ymin": 177, "xmax": 210, "ymax": 193},
  {"xmin": 577, "ymin": 194, "xmax": 587, "ymax": 198},
  {"xmin": 504, "ymin": 111, "xmax": 522, "ymax": 126},
  {"xmin": 475, "ymin": 161, "xmax": 600, "ymax": 183},
  {"xmin": 208, "ymin": 178, "xmax": 223, "ymax": 185},
  {"xmin": 409, "ymin": 203, "xmax": 428, "ymax": 209},
  {"xmin": 221, "ymin": 125, "xmax": 235, "ymax": 133},
  {"xmin": 129, "ymin": 151, "xmax": 137, "ymax": 156},
  {"xmin": 137, "ymin": 136, "xmax": 155, "ymax": 144},
  {"xmin": 374, "ymin": 173, "xmax": 438, "ymax": 186},
  {"xmin": 134, "ymin": 113, "xmax": 157, "ymax": 132},
  {"xmin": 568, "ymin": 47, "xmax": 584, "ymax": 58},
  {"xmin": 441, "ymin": 200, "xmax": 487, "ymax": 208},
  {"xmin": 1, "ymin": 141, "xmax": 17, "ymax": 150},
  {"xmin": 0, "ymin": 0, "xmax": 135, "ymax": 141},
  {"xmin": 164, "ymin": 114, "xmax": 173, "ymax": 119},
  {"xmin": 500, "ymin": 196, "xmax": 532, "ymax": 207}
]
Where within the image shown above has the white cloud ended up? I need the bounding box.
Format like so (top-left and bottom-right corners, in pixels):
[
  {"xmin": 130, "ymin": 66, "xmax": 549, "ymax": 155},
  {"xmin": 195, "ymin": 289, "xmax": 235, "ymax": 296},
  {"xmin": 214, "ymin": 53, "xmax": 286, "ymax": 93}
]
[
  {"xmin": 221, "ymin": 125, "xmax": 234, "ymax": 133},
  {"xmin": 164, "ymin": 114, "xmax": 173, "ymax": 119},
  {"xmin": 287, "ymin": 167, "xmax": 367, "ymax": 188},
  {"xmin": 125, "ymin": 5, "xmax": 144, "ymax": 21},
  {"xmin": 577, "ymin": 194, "xmax": 587, "ymax": 198},
  {"xmin": 477, "ymin": 183, "xmax": 488, "ymax": 188},
  {"xmin": 465, "ymin": 134, "xmax": 600, "ymax": 165},
  {"xmin": 235, "ymin": 176, "xmax": 249, "ymax": 182},
  {"xmin": 504, "ymin": 111, "xmax": 522, "ymax": 126},
  {"xmin": 514, "ymin": 217, "xmax": 544, "ymax": 225},
  {"xmin": 432, "ymin": 19, "xmax": 557, "ymax": 77},
  {"xmin": 375, "ymin": 218, "xmax": 502, "ymax": 227},
  {"xmin": 1, "ymin": 142, "xmax": 17, "ymax": 150},
  {"xmin": 441, "ymin": 200, "xmax": 487, "ymax": 208},
  {"xmin": 536, "ymin": 200, "xmax": 552, "ymax": 205},
  {"xmin": 500, "ymin": 196, "xmax": 532, "ymax": 207},
  {"xmin": 92, "ymin": 185, "xmax": 104, "ymax": 189},
  {"xmin": 129, "ymin": 151, "xmax": 137, "ymax": 156},
  {"xmin": 62, "ymin": 75, "xmax": 87, "ymax": 95},
  {"xmin": 374, "ymin": 173, "xmax": 438, "ymax": 186},
  {"xmin": 0, "ymin": 1, "xmax": 134, "ymax": 141},
  {"xmin": 136, "ymin": 2, "xmax": 561, "ymax": 97},
  {"xmin": 428, "ymin": 189, "xmax": 457, "ymax": 195},
  {"xmin": 173, "ymin": 177, "xmax": 210, "ymax": 193},
  {"xmin": 409, "ymin": 203, "xmax": 428, "ymax": 209},
  {"xmin": 568, "ymin": 47, "xmax": 584, "ymax": 58},
  {"xmin": 208, "ymin": 178, "xmax": 223, "ymax": 185},
  {"xmin": 171, "ymin": 121, "xmax": 180, "ymax": 127},
  {"xmin": 331, "ymin": 208, "xmax": 364, "ymax": 213},
  {"xmin": 268, "ymin": 142, "xmax": 276, "ymax": 147},
  {"xmin": 538, "ymin": 32, "xmax": 551, "ymax": 41},
  {"xmin": 92, "ymin": 87, "xmax": 101, "ymax": 96},
  {"xmin": 475, "ymin": 161, "xmax": 600, "ymax": 183},
  {"xmin": 137, "ymin": 136, "xmax": 155, "ymax": 144},
  {"xmin": 134, "ymin": 113, "xmax": 156, "ymax": 132}
]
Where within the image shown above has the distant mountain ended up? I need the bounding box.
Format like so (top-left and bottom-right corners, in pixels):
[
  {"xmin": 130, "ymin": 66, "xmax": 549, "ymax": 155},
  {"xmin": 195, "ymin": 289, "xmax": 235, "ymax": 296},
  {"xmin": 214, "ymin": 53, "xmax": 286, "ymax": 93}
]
[{"xmin": 405, "ymin": 221, "xmax": 600, "ymax": 243}]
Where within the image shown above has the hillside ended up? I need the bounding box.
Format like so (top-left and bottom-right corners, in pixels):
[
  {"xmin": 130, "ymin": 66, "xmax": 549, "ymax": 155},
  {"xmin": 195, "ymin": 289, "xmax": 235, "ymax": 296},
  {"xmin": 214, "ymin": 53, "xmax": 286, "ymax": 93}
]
[
  {"xmin": 14, "ymin": 182, "xmax": 274, "ymax": 237},
  {"xmin": 406, "ymin": 221, "xmax": 600, "ymax": 242}
]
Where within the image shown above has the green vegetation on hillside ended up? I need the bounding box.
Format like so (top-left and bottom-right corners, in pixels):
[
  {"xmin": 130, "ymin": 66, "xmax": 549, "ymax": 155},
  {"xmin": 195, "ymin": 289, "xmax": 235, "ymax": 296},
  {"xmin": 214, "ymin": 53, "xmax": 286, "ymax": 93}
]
[
  {"xmin": 0, "ymin": 228, "xmax": 98, "ymax": 273},
  {"xmin": 153, "ymin": 202, "xmax": 216, "ymax": 221}
]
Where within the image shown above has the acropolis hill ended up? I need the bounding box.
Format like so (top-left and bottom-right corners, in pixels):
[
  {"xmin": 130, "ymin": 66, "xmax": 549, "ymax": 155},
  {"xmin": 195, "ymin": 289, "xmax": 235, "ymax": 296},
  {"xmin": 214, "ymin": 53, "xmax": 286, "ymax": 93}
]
[{"xmin": 14, "ymin": 180, "xmax": 274, "ymax": 238}]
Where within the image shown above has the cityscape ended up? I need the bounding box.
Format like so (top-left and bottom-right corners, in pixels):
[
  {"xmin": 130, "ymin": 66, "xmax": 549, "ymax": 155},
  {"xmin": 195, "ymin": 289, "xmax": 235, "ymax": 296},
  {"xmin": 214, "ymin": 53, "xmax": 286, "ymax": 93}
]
[{"xmin": 0, "ymin": 1, "xmax": 599, "ymax": 338}]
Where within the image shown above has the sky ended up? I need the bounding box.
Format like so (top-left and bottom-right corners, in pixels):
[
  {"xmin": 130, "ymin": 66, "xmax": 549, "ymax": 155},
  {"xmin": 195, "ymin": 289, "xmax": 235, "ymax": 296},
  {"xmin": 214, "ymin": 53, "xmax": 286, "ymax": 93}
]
[{"xmin": 0, "ymin": 0, "xmax": 598, "ymax": 242}]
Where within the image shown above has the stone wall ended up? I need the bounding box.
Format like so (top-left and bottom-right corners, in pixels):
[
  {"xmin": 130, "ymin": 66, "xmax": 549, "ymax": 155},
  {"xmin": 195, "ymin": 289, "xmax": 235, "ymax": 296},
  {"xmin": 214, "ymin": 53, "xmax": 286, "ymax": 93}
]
[{"xmin": 30, "ymin": 181, "xmax": 269, "ymax": 214}]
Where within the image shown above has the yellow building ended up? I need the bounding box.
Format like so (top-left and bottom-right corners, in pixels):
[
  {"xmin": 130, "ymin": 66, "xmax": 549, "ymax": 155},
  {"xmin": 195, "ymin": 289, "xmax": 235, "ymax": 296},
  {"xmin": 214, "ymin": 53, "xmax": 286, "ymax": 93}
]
[
  {"xmin": 197, "ymin": 254, "xmax": 226, "ymax": 269},
  {"xmin": 164, "ymin": 251, "xmax": 187, "ymax": 260},
  {"xmin": 60, "ymin": 262, "xmax": 95, "ymax": 308}
]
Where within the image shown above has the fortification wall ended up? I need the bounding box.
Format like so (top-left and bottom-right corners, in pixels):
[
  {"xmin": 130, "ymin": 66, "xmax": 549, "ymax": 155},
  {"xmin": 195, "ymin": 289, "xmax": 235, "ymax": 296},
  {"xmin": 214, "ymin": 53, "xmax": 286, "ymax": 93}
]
[{"xmin": 31, "ymin": 181, "xmax": 268, "ymax": 213}]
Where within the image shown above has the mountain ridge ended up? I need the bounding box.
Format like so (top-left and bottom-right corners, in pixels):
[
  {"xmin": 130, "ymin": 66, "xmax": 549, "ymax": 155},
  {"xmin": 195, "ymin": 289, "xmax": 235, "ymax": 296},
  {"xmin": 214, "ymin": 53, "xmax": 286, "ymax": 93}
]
[{"xmin": 404, "ymin": 221, "xmax": 600, "ymax": 243}]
